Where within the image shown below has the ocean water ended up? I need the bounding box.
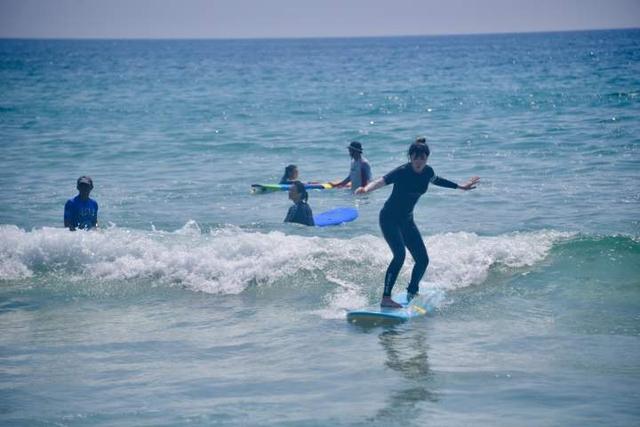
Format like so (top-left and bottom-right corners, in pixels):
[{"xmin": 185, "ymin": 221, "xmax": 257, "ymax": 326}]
[{"xmin": 1, "ymin": 30, "xmax": 639, "ymax": 426}]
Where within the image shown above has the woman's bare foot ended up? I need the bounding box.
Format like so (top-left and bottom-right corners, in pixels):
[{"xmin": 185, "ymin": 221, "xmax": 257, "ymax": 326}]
[{"xmin": 380, "ymin": 296, "xmax": 403, "ymax": 308}]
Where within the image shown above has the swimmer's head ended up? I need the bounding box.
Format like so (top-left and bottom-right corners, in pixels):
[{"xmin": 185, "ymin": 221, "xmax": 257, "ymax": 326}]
[
  {"xmin": 282, "ymin": 164, "xmax": 298, "ymax": 182},
  {"xmin": 288, "ymin": 180, "xmax": 308, "ymax": 203}
]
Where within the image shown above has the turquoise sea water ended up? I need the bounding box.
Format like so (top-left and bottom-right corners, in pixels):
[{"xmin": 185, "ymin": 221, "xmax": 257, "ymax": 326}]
[{"xmin": 1, "ymin": 30, "xmax": 639, "ymax": 426}]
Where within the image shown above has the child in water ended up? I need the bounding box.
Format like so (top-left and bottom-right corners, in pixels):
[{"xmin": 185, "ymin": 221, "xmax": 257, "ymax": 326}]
[
  {"xmin": 279, "ymin": 164, "xmax": 299, "ymax": 184},
  {"xmin": 284, "ymin": 181, "xmax": 315, "ymax": 226}
]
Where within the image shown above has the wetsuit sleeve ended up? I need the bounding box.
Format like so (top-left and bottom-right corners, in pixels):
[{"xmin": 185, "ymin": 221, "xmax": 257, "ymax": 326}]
[{"xmin": 431, "ymin": 175, "xmax": 458, "ymax": 189}]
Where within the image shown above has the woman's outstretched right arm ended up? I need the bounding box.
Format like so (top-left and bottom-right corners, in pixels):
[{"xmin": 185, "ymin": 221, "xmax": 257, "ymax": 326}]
[{"xmin": 355, "ymin": 177, "xmax": 386, "ymax": 195}]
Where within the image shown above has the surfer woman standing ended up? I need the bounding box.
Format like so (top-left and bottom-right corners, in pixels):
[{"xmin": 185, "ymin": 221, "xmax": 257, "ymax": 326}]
[{"xmin": 355, "ymin": 139, "xmax": 480, "ymax": 308}]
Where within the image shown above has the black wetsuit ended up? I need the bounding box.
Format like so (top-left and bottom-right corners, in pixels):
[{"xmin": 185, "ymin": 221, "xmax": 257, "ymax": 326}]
[
  {"xmin": 380, "ymin": 163, "xmax": 457, "ymax": 297},
  {"xmin": 284, "ymin": 201, "xmax": 315, "ymax": 226}
]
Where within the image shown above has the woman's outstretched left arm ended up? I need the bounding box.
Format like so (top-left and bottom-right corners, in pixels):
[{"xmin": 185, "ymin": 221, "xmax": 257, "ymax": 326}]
[{"xmin": 457, "ymin": 176, "xmax": 480, "ymax": 191}]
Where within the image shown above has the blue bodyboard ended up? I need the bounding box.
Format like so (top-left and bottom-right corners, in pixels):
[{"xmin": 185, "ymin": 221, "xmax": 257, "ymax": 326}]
[
  {"xmin": 314, "ymin": 207, "xmax": 358, "ymax": 227},
  {"xmin": 346, "ymin": 292, "xmax": 429, "ymax": 326}
]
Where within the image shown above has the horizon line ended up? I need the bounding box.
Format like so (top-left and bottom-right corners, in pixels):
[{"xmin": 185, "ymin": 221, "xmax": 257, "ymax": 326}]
[{"xmin": 1, "ymin": 26, "xmax": 638, "ymax": 42}]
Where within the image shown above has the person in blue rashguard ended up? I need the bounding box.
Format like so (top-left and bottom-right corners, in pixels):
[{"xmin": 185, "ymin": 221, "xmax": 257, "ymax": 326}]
[{"xmin": 64, "ymin": 176, "xmax": 98, "ymax": 231}]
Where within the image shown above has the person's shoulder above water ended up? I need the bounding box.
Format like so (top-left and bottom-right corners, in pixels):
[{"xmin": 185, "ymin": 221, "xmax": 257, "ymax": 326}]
[
  {"xmin": 383, "ymin": 162, "xmax": 411, "ymax": 183},
  {"xmin": 424, "ymin": 164, "xmax": 435, "ymax": 177},
  {"xmin": 298, "ymin": 201, "xmax": 315, "ymax": 226},
  {"xmin": 285, "ymin": 201, "xmax": 314, "ymax": 226},
  {"xmin": 284, "ymin": 180, "xmax": 314, "ymax": 226},
  {"xmin": 72, "ymin": 194, "xmax": 98, "ymax": 203},
  {"xmin": 360, "ymin": 155, "xmax": 372, "ymax": 171},
  {"xmin": 67, "ymin": 194, "xmax": 98, "ymax": 208}
]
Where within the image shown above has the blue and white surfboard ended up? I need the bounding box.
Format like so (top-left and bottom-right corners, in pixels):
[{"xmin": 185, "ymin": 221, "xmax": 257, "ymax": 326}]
[{"xmin": 346, "ymin": 292, "xmax": 430, "ymax": 326}]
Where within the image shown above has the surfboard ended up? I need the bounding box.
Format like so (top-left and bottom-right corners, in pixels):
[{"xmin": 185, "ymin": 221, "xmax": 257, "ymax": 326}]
[
  {"xmin": 314, "ymin": 207, "xmax": 358, "ymax": 227},
  {"xmin": 346, "ymin": 292, "xmax": 429, "ymax": 326},
  {"xmin": 251, "ymin": 182, "xmax": 333, "ymax": 194}
]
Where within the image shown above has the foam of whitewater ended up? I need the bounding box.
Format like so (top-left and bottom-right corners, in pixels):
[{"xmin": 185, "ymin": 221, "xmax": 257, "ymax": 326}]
[{"xmin": 0, "ymin": 223, "xmax": 573, "ymax": 305}]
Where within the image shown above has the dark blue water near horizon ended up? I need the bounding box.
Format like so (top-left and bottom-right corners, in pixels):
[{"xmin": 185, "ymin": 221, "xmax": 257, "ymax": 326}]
[{"xmin": 1, "ymin": 29, "xmax": 639, "ymax": 426}]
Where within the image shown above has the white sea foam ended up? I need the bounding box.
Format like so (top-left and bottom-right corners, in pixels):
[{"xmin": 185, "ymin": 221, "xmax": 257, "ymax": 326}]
[
  {"xmin": 314, "ymin": 275, "xmax": 370, "ymax": 319},
  {"xmin": 423, "ymin": 230, "xmax": 570, "ymax": 290},
  {"xmin": 0, "ymin": 224, "xmax": 573, "ymax": 301}
]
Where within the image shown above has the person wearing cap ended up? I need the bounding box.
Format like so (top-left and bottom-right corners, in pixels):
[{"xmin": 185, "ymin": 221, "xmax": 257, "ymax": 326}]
[
  {"xmin": 330, "ymin": 141, "xmax": 372, "ymax": 191},
  {"xmin": 355, "ymin": 138, "xmax": 480, "ymax": 308},
  {"xmin": 64, "ymin": 176, "xmax": 99, "ymax": 231}
]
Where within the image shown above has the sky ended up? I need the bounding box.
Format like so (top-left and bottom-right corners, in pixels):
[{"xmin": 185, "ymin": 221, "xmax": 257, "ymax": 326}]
[{"xmin": 0, "ymin": 0, "xmax": 639, "ymax": 39}]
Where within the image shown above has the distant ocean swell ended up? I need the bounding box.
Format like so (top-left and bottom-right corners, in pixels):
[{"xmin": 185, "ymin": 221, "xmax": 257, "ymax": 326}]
[{"xmin": 0, "ymin": 223, "xmax": 579, "ymax": 295}]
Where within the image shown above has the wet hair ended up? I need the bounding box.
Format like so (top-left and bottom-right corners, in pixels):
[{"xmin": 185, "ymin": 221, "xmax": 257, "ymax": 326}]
[
  {"xmin": 408, "ymin": 139, "xmax": 430, "ymax": 159},
  {"xmin": 281, "ymin": 164, "xmax": 298, "ymax": 182},
  {"xmin": 291, "ymin": 180, "xmax": 308, "ymax": 202}
]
